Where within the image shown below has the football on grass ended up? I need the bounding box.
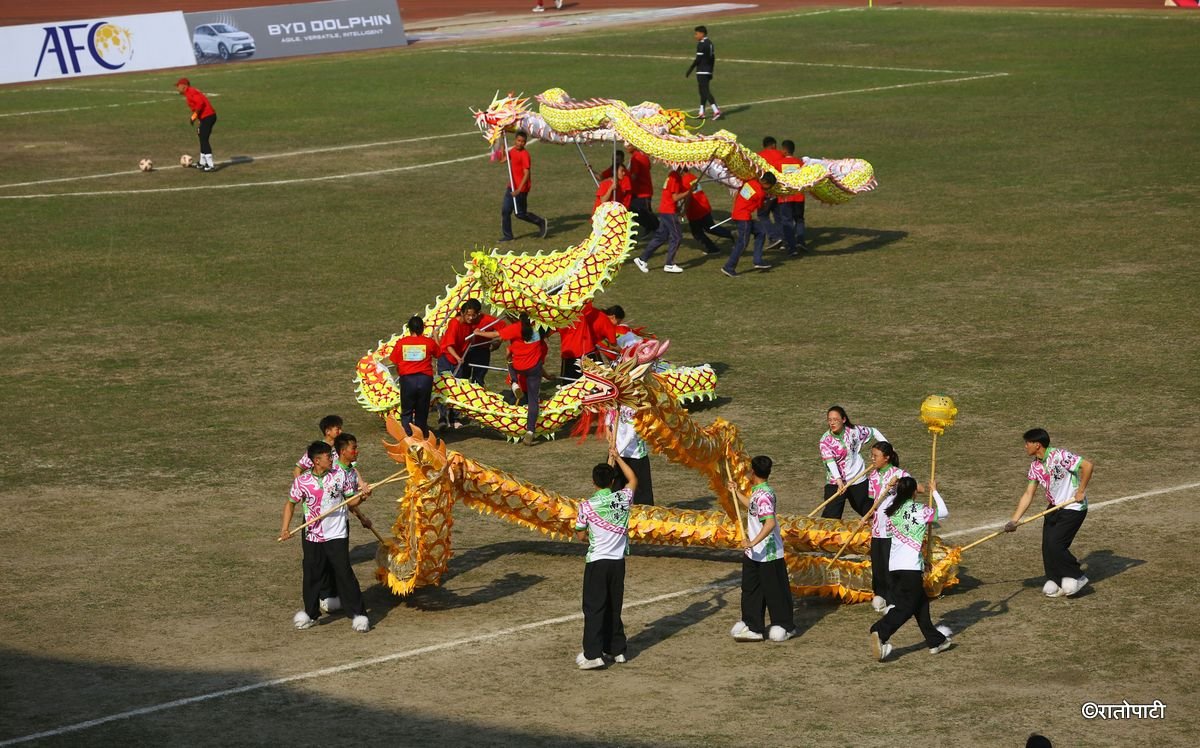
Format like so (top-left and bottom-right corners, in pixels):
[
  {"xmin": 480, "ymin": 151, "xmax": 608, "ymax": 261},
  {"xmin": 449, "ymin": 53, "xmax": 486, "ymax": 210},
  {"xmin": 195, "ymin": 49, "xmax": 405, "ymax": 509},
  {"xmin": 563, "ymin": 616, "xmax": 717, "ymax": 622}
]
[
  {"xmin": 180, "ymin": 154, "xmax": 194, "ymax": 168},
  {"xmin": 138, "ymin": 158, "xmax": 154, "ymax": 172}
]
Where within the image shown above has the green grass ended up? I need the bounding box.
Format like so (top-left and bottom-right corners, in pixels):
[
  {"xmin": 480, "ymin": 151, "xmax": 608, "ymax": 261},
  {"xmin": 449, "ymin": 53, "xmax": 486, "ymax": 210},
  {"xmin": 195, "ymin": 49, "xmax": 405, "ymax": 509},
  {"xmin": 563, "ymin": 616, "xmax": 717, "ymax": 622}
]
[{"xmin": 1, "ymin": 6, "xmax": 1198, "ymax": 746}]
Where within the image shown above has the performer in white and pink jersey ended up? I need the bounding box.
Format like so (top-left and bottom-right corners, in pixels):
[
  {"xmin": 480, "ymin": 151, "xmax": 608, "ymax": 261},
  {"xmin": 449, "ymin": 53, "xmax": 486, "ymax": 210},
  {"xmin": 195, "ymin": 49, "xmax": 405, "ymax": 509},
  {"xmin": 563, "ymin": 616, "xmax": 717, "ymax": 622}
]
[
  {"xmin": 870, "ymin": 476, "xmax": 952, "ymax": 662},
  {"xmin": 279, "ymin": 441, "xmax": 372, "ymax": 633},
  {"xmin": 866, "ymin": 441, "xmax": 911, "ymax": 612},
  {"xmin": 1004, "ymin": 427, "xmax": 1095, "ymax": 598},
  {"xmin": 818, "ymin": 405, "xmax": 887, "ymax": 519}
]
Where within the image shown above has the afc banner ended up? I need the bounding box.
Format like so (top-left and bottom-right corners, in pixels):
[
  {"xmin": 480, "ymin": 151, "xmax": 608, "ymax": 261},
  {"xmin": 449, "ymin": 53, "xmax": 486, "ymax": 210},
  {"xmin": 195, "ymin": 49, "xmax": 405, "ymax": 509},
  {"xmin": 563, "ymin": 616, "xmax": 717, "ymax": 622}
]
[
  {"xmin": 184, "ymin": 0, "xmax": 407, "ymax": 65},
  {"xmin": 0, "ymin": 12, "xmax": 196, "ymax": 85}
]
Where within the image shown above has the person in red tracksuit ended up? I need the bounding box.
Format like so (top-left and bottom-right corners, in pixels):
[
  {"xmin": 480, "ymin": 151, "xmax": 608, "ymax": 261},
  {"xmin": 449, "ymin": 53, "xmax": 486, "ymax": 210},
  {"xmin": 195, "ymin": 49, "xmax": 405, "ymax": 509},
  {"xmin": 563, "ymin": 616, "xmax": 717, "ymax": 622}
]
[
  {"xmin": 722, "ymin": 172, "xmax": 775, "ymax": 277},
  {"xmin": 176, "ymin": 77, "xmax": 217, "ymax": 171},
  {"xmin": 780, "ymin": 139, "xmax": 810, "ymax": 253},
  {"xmin": 389, "ymin": 316, "xmax": 440, "ymax": 437},
  {"xmin": 681, "ymin": 170, "xmax": 734, "ymax": 254}
]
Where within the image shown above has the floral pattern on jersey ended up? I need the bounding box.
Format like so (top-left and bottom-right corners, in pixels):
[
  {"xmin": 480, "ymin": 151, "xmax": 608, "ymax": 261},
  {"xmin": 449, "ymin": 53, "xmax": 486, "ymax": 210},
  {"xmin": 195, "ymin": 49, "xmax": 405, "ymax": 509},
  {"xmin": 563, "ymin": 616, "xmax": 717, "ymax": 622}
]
[
  {"xmin": 887, "ymin": 499, "xmax": 934, "ymax": 552},
  {"xmin": 746, "ymin": 485, "xmax": 783, "ymax": 562},
  {"xmin": 869, "ymin": 466, "xmax": 909, "ymax": 538},
  {"xmin": 818, "ymin": 425, "xmax": 876, "ymax": 484},
  {"xmin": 1027, "ymin": 447, "xmax": 1084, "ymax": 506},
  {"xmin": 289, "ymin": 464, "xmax": 353, "ymax": 542}
]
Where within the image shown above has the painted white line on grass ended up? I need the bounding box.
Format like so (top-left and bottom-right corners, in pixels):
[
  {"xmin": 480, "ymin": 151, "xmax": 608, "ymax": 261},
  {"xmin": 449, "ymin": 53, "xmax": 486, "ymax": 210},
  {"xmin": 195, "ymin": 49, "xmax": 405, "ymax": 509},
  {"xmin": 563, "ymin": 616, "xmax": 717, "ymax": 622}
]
[
  {"xmin": 446, "ymin": 48, "xmax": 986, "ymax": 76},
  {"xmin": 942, "ymin": 480, "xmax": 1200, "ymax": 540},
  {"xmin": 0, "ymin": 581, "xmax": 734, "ymax": 746},
  {"xmin": 0, "ymin": 98, "xmax": 176, "ymax": 119},
  {"xmin": 880, "ymin": 7, "xmax": 1200, "ymax": 23},
  {"xmin": 0, "ymin": 153, "xmax": 490, "ymax": 200},
  {"xmin": 0, "ymin": 131, "xmax": 478, "ymax": 191},
  {"xmin": 729, "ymin": 72, "xmax": 1009, "ymax": 108}
]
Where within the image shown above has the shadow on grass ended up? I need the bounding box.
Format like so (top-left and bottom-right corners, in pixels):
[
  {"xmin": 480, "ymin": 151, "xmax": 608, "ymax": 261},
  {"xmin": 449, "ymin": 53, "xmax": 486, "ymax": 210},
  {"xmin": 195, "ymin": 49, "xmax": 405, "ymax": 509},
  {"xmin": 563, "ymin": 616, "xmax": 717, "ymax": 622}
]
[
  {"xmin": 809, "ymin": 226, "xmax": 908, "ymax": 256},
  {"xmin": 0, "ymin": 650, "xmax": 678, "ymax": 747},
  {"xmin": 940, "ymin": 587, "xmax": 1023, "ymax": 635},
  {"xmin": 625, "ymin": 575, "xmax": 736, "ymax": 659}
]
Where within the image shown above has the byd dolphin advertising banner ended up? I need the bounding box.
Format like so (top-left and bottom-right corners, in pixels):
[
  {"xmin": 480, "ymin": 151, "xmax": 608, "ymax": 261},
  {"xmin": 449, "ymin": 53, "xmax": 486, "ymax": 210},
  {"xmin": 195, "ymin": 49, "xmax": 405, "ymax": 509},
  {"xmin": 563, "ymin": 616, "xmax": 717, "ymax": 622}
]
[
  {"xmin": 0, "ymin": 12, "xmax": 196, "ymax": 85},
  {"xmin": 184, "ymin": 0, "xmax": 407, "ymax": 64}
]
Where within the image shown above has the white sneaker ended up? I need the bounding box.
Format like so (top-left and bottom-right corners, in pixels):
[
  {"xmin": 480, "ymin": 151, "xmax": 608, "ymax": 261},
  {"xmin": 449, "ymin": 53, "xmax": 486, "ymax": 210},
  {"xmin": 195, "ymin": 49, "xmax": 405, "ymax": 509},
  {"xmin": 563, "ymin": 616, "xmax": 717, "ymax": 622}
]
[
  {"xmin": 767, "ymin": 625, "xmax": 795, "ymax": 642},
  {"xmin": 871, "ymin": 595, "xmax": 887, "ymax": 612},
  {"xmin": 633, "ymin": 257, "xmax": 649, "ymax": 273},
  {"xmin": 555, "ymin": 0, "xmax": 563, "ymax": 7},
  {"xmin": 604, "ymin": 652, "xmax": 627, "ymax": 664},
  {"xmin": 575, "ymin": 652, "xmax": 605, "ymax": 669},
  {"xmin": 871, "ymin": 631, "xmax": 891, "ymax": 661},
  {"xmin": 293, "ymin": 611, "xmax": 316, "ymax": 630},
  {"xmin": 733, "ymin": 628, "xmax": 764, "ymax": 642},
  {"xmin": 319, "ymin": 596, "xmax": 342, "ymax": 614},
  {"xmin": 697, "ymin": 107, "xmax": 705, "ymax": 118},
  {"xmin": 532, "ymin": 5, "xmax": 545, "ymax": 11},
  {"xmin": 711, "ymin": 108, "xmax": 722, "ymax": 120},
  {"xmin": 351, "ymin": 615, "xmax": 370, "ymax": 633},
  {"xmin": 730, "ymin": 621, "xmax": 749, "ymax": 637},
  {"xmin": 882, "ymin": 605, "xmax": 895, "ymax": 615},
  {"xmin": 663, "ymin": 264, "xmax": 683, "ymax": 273},
  {"xmin": 1043, "ymin": 579, "xmax": 1064, "ymax": 597},
  {"xmin": 1062, "ymin": 575, "xmax": 1089, "ymax": 596},
  {"xmin": 929, "ymin": 624, "xmax": 953, "ymax": 654}
]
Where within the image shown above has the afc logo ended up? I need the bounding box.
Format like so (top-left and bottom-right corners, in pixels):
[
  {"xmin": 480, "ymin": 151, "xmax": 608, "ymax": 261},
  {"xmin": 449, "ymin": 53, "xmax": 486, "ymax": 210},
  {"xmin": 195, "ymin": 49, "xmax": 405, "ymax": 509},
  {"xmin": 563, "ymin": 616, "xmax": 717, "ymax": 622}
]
[{"xmin": 35, "ymin": 22, "xmax": 134, "ymax": 77}]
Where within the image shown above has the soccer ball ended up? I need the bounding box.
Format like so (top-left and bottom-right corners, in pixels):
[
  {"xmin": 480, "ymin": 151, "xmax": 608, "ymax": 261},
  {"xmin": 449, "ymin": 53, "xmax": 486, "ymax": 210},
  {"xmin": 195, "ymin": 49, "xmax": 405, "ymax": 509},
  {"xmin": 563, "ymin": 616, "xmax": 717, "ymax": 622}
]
[
  {"xmin": 138, "ymin": 158, "xmax": 154, "ymax": 172},
  {"xmin": 180, "ymin": 154, "xmax": 194, "ymax": 168}
]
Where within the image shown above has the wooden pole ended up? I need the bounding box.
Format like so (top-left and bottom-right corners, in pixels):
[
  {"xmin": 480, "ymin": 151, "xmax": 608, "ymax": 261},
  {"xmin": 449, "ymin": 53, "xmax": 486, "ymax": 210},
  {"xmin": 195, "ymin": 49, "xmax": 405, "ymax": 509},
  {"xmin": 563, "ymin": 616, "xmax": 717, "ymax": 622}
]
[
  {"xmin": 807, "ymin": 465, "xmax": 871, "ymax": 518},
  {"xmin": 959, "ymin": 501, "xmax": 1082, "ymax": 553},
  {"xmin": 722, "ymin": 462, "xmax": 745, "ymax": 542},
  {"xmin": 280, "ymin": 469, "xmax": 408, "ymax": 541},
  {"xmin": 830, "ymin": 475, "xmax": 896, "ymax": 561}
]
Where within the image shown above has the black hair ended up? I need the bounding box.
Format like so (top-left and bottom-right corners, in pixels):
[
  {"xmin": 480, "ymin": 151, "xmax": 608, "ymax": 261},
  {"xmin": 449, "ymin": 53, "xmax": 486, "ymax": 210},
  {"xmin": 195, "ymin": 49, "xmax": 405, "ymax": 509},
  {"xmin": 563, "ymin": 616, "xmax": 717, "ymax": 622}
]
[
  {"xmin": 762, "ymin": 136, "xmax": 777, "ymax": 148},
  {"xmin": 318, "ymin": 414, "xmax": 343, "ymax": 434},
  {"xmin": 761, "ymin": 172, "xmax": 777, "ymax": 187},
  {"xmin": 750, "ymin": 455, "xmax": 773, "ymax": 479},
  {"xmin": 781, "ymin": 139, "xmax": 795, "ymax": 154},
  {"xmin": 1023, "ymin": 428, "xmax": 1050, "ymax": 448},
  {"xmin": 614, "ymin": 150, "xmax": 625, "ymax": 163},
  {"xmin": 333, "ymin": 432, "xmax": 356, "ymax": 453},
  {"xmin": 828, "ymin": 405, "xmax": 854, "ymax": 428},
  {"xmin": 519, "ymin": 312, "xmax": 535, "ymax": 342},
  {"xmin": 515, "ymin": 129, "xmax": 528, "ymax": 140},
  {"xmin": 884, "ymin": 476, "xmax": 919, "ymax": 517},
  {"xmin": 602, "ymin": 305, "xmax": 625, "ymax": 320},
  {"xmin": 593, "ymin": 463, "xmax": 617, "ymax": 488},
  {"xmin": 461, "ymin": 298, "xmax": 482, "ymax": 313},
  {"xmin": 1025, "ymin": 736, "xmax": 1052, "ymax": 748},
  {"xmin": 873, "ymin": 441, "xmax": 900, "ymax": 468},
  {"xmin": 407, "ymin": 316, "xmax": 424, "ymax": 335},
  {"xmin": 307, "ymin": 440, "xmax": 333, "ymax": 461},
  {"xmin": 694, "ymin": 25, "xmax": 707, "ymax": 34}
]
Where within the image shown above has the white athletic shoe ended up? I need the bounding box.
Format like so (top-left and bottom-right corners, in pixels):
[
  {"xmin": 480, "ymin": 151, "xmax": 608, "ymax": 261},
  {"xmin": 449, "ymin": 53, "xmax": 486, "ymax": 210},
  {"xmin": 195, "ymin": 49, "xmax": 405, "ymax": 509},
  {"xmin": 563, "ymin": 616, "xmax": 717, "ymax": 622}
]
[
  {"xmin": 351, "ymin": 615, "xmax": 370, "ymax": 633},
  {"xmin": 882, "ymin": 605, "xmax": 895, "ymax": 615},
  {"xmin": 697, "ymin": 107, "xmax": 705, "ymax": 118},
  {"xmin": 1062, "ymin": 575, "xmax": 1089, "ymax": 596},
  {"xmin": 730, "ymin": 621, "xmax": 749, "ymax": 637},
  {"xmin": 533, "ymin": 5, "xmax": 545, "ymax": 12},
  {"xmin": 293, "ymin": 611, "xmax": 317, "ymax": 630},
  {"xmin": 576, "ymin": 652, "xmax": 605, "ymax": 669},
  {"xmin": 711, "ymin": 108, "xmax": 722, "ymax": 121},
  {"xmin": 1043, "ymin": 579, "xmax": 1064, "ymax": 597},
  {"xmin": 555, "ymin": 0, "xmax": 563, "ymax": 7},
  {"xmin": 871, "ymin": 631, "xmax": 891, "ymax": 662},
  {"xmin": 633, "ymin": 257, "xmax": 649, "ymax": 273},
  {"xmin": 767, "ymin": 625, "xmax": 796, "ymax": 642},
  {"xmin": 930, "ymin": 624, "xmax": 953, "ymax": 654},
  {"xmin": 319, "ymin": 596, "xmax": 342, "ymax": 614},
  {"xmin": 663, "ymin": 264, "xmax": 683, "ymax": 273},
  {"xmin": 733, "ymin": 627, "xmax": 764, "ymax": 642},
  {"xmin": 871, "ymin": 595, "xmax": 887, "ymax": 612},
  {"xmin": 604, "ymin": 652, "xmax": 627, "ymax": 664}
]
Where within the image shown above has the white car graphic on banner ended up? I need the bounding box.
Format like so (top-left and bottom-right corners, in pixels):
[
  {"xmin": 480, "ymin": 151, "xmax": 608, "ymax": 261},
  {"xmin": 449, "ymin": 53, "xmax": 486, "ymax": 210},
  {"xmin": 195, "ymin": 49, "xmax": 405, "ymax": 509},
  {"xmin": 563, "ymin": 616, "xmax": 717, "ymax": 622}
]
[{"xmin": 193, "ymin": 23, "xmax": 256, "ymax": 61}]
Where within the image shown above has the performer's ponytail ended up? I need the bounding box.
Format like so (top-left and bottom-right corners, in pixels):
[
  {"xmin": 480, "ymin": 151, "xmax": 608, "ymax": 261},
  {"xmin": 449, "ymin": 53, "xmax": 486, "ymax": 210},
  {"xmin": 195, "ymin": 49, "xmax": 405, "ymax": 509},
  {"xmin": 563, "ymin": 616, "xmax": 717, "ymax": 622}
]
[{"xmin": 885, "ymin": 476, "xmax": 918, "ymax": 517}]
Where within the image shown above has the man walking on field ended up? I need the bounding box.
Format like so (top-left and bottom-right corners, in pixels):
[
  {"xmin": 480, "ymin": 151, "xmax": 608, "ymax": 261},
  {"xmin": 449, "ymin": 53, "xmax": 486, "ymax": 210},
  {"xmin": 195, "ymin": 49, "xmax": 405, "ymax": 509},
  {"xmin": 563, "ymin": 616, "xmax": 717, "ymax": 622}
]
[{"xmin": 685, "ymin": 25, "xmax": 721, "ymax": 120}]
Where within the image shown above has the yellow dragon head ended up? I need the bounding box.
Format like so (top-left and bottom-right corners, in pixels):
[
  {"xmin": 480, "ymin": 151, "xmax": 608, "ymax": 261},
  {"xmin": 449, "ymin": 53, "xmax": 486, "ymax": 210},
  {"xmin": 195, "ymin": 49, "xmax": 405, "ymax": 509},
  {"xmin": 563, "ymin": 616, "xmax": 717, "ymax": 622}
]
[
  {"xmin": 470, "ymin": 91, "xmax": 531, "ymax": 147},
  {"xmin": 577, "ymin": 339, "xmax": 672, "ymax": 412}
]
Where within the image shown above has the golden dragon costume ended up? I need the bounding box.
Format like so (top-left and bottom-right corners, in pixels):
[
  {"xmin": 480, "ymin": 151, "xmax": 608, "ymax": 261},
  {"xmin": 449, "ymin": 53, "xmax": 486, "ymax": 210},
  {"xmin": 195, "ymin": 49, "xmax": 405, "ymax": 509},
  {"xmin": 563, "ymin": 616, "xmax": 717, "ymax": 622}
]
[
  {"xmin": 472, "ymin": 89, "xmax": 877, "ymax": 204},
  {"xmin": 374, "ymin": 340, "xmax": 961, "ymax": 603},
  {"xmin": 353, "ymin": 202, "xmax": 718, "ymax": 440}
]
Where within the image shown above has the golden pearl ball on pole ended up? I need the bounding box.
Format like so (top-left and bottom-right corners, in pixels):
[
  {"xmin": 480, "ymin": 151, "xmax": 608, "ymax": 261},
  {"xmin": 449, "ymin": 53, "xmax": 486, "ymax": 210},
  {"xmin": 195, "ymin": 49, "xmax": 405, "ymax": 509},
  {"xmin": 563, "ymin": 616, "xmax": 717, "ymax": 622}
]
[{"xmin": 919, "ymin": 394, "xmax": 958, "ymax": 435}]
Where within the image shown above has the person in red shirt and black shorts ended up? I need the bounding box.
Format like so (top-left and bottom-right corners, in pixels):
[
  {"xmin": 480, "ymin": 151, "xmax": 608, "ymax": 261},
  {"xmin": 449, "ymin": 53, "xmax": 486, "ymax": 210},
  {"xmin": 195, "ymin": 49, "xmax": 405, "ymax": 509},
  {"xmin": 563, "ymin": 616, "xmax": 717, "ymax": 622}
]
[
  {"xmin": 681, "ymin": 170, "xmax": 734, "ymax": 254},
  {"xmin": 722, "ymin": 172, "xmax": 776, "ymax": 277},
  {"xmin": 389, "ymin": 316, "xmax": 440, "ymax": 436},
  {"xmin": 176, "ymin": 78, "xmax": 217, "ymax": 172},
  {"xmin": 499, "ymin": 131, "xmax": 547, "ymax": 242}
]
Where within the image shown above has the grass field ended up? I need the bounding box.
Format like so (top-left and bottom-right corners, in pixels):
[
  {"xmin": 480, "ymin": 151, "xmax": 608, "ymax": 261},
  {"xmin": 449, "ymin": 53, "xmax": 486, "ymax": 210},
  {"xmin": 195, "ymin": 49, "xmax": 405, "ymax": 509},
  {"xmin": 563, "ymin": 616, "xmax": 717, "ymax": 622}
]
[{"xmin": 2, "ymin": 6, "xmax": 1198, "ymax": 746}]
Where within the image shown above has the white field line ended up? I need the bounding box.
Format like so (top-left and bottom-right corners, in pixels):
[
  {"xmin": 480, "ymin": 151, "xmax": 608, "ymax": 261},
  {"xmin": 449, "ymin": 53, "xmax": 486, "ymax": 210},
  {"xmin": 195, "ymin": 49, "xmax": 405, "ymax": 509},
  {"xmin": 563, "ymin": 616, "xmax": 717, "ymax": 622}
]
[
  {"xmin": 729, "ymin": 72, "xmax": 1009, "ymax": 108},
  {"xmin": 0, "ymin": 98, "xmax": 176, "ymax": 119},
  {"xmin": 445, "ymin": 48, "xmax": 988, "ymax": 76},
  {"xmin": 878, "ymin": 6, "xmax": 1200, "ymax": 23},
  {"xmin": 942, "ymin": 480, "xmax": 1200, "ymax": 540},
  {"xmin": 1, "ymin": 479, "xmax": 1194, "ymax": 744},
  {"xmin": 0, "ymin": 582, "xmax": 736, "ymax": 747},
  {"xmin": 0, "ymin": 131, "xmax": 478, "ymax": 191},
  {"xmin": 0, "ymin": 153, "xmax": 489, "ymax": 200}
]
